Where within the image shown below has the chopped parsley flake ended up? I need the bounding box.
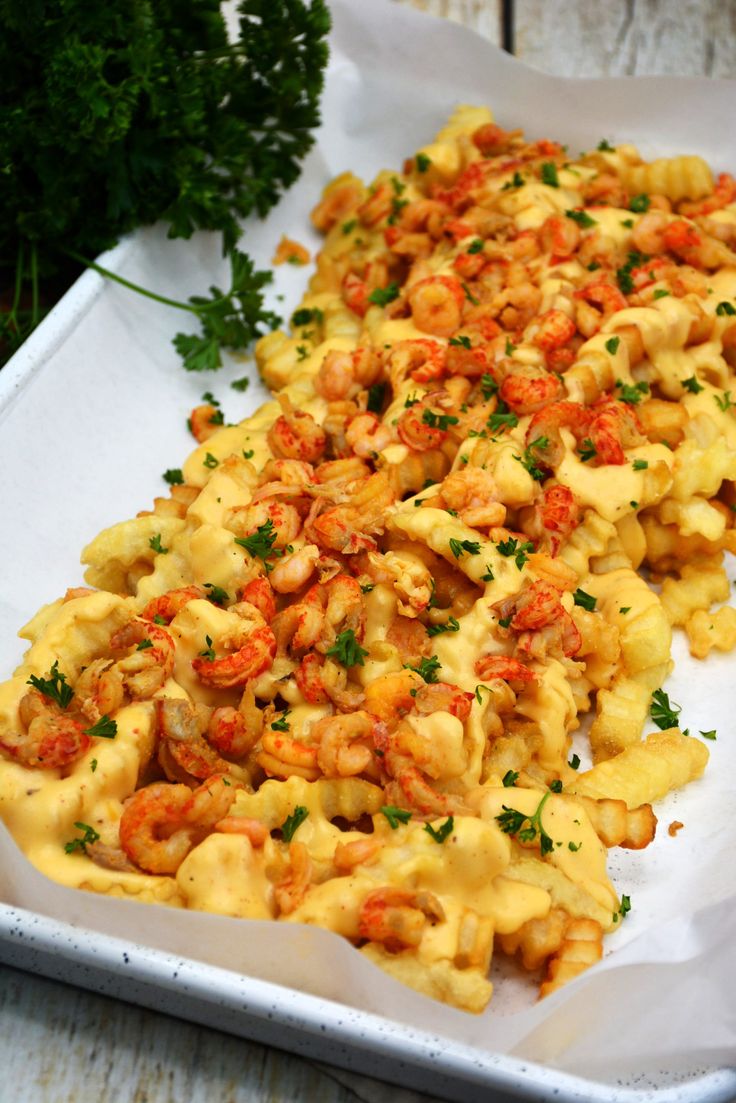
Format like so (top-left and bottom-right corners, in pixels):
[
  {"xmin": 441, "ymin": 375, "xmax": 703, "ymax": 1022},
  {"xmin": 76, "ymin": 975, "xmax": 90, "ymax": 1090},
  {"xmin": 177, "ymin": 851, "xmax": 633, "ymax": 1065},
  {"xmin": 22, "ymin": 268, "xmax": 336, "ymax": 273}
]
[
  {"xmin": 632, "ymin": 458, "xmax": 649, "ymax": 471},
  {"xmin": 573, "ymin": 588, "xmax": 597, "ymax": 611},
  {"xmin": 416, "ymin": 153, "xmax": 431, "ymax": 173},
  {"xmin": 605, "ymin": 336, "xmax": 620, "ymax": 355},
  {"xmin": 27, "ymin": 661, "xmax": 74, "ymax": 709},
  {"xmin": 496, "ymin": 791, "xmax": 554, "ymax": 856},
  {"xmin": 540, "ymin": 162, "xmax": 559, "ymax": 188},
  {"xmin": 83, "ymin": 715, "xmax": 117, "ymax": 740},
  {"xmin": 235, "ymin": 519, "xmax": 278, "ymax": 560},
  {"xmin": 149, "ymin": 533, "xmax": 168, "ymax": 554},
  {"xmin": 367, "ymin": 282, "xmax": 400, "ymax": 307},
  {"xmin": 427, "ymin": 616, "xmax": 460, "ymax": 638},
  {"xmin": 502, "ymin": 769, "xmax": 519, "ymax": 788},
  {"xmin": 382, "ymin": 805, "xmax": 413, "ymax": 828},
  {"xmin": 424, "ymin": 816, "xmax": 454, "ymax": 843},
  {"xmin": 497, "ymin": 537, "xmax": 534, "ymax": 570},
  {"xmin": 716, "ymin": 301, "xmax": 736, "ymax": 316},
  {"xmin": 203, "ymin": 452, "xmax": 219, "ymax": 469},
  {"xmin": 281, "ymin": 806, "xmax": 309, "ymax": 842},
  {"xmin": 64, "ymin": 822, "xmax": 100, "ymax": 855},
  {"xmin": 565, "ymin": 209, "xmax": 597, "ymax": 228},
  {"xmin": 163, "ymin": 468, "xmax": 184, "ymax": 486},
  {"xmin": 449, "ymin": 538, "xmax": 481, "ymax": 559},
  {"xmin": 650, "ymin": 688, "xmax": 681, "ymax": 730},
  {"xmin": 325, "ymin": 629, "xmax": 369, "ymax": 667},
  {"xmin": 405, "ymin": 655, "xmax": 441, "ymax": 683}
]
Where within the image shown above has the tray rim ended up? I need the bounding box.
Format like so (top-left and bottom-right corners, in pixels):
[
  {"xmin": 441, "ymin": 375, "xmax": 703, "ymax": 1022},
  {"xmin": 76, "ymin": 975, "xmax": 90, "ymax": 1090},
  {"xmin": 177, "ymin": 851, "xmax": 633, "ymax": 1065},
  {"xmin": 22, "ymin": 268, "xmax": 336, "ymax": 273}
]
[{"xmin": 2, "ymin": 901, "xmax": 734, "ymax": 1103}]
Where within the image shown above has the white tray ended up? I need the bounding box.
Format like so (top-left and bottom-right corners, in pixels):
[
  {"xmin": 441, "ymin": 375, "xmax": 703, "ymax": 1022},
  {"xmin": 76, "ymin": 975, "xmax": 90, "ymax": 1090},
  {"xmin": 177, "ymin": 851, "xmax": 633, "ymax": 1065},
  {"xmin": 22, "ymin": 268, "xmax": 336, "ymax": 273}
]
[{"xmin": 1, "ymin": 2, "xmax": 735, "ymax": 1098}]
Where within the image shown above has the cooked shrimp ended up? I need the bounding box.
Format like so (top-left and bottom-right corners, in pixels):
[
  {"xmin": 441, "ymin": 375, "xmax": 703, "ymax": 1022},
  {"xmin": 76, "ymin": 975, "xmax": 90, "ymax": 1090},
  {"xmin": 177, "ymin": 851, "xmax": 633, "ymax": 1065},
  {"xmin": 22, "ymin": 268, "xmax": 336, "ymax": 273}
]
[
  {"xmin": 440, "ymin": 467, "xmax": 506, "ymax": 527},
  {"xmin": 239, "ymin": 576, "xmax": 277, "ymax": 622},
  {"xmin": 119, "ymin": 775, "xmax": 235, "ymax": 875},
  {"xmin": 492, "ymin": 283, "xmax": 542, "ymax": 331},
  {"xmin": 363, "ymin": 669, "xmax": 424, "ymax": 729},
  {"xmin": 525, "ymin": 401, "xmax": 593, "ymax": 467},
  {"xmin": 214, "ymin": 816, "xmax": 269, "ymax": 846},
  {"xmin": 345, "ymin": 413, "xmax": 395, "ymax": 458},
  {"xmin": 74, "ymin": 658, "xmax": 125, "ymax": 724},
  {"xmin": 408, "ymin": 276, "xmax": 464, "ymax": 338},
  {"xmin": 538, "ymin": 216, "xmax": 581, "ymax": 257},
  {"xmin": 206, "ymin": 706, "xmax": 253, "ymax": 760},
  {"xmin": 315, "ymin": 350, "xmax": 360, "ymax": 401},
  {"xmin": 258, "ymin": 732, "xmax": 320, "ymax": 781},
  {"xmin": 310, "ymin": 174, "xmax": 364, "ymax": 232},
  {"xmin": 530, "ymin": 309, "xmax": 577, "ymax": 352},
  {"xmin": 495, "ymin": 580, "xmax": 582, "ymax": 660},
  {"xmin": 574, "ymin": 282, "xmax": 628, "ymax": 337},
  {"xmin": 523, "ymin": 484, "xmax": 581, "ymax": 556},
  {"xmin": 313, "ymin": 710, "xmax": 377, "ymax": 777},
  {"xmin": 141, "ymin": 585, "xmax": 205, "ymax": 624},
  {"xmin": 274, "ymin": 841, "xmax": 313, "ymax": 915},
  {"xmin": 358, "ymin": 886, "xmax": 445, "ymax": 950},
  {"xmin": 192, "ymin": 606, "xmax": 277, "ymax": 689},
  {"xmin": 499, "ymin": 364, "xmax": 565, "ymax": 416},
  {"xmin": 333, "ymin": 836, "xmax": 381, "ymax": 872},
  {"xmin": 0, "ymin": 693, "xmax": 91, "ymax": 770},
  {"xmin": 230, "ymin": 498, "xmax": 301, "ymax": 549},
  {"xmin": 267, "ymin": 397, "xmax": 327, "ymax": 463},
  {"xmin": 413, "ymin": 681, "xmax": 474, "ymax": 722},
  {"xmin": 298, "ymin": 574, "xmax": 366, "ymax": 653},
  {"xmin": 189, "ymin": 404, "xmax": 222, "ymax": 444},
  {"xmin": 679, "ymin": 172, "xmax": 736, "ymax": 217},
  {"xmin": 269, "ymin": 544, "xmax": 320, "ymax": 595},
  {"xmin": 397, "ymin": 390, "xmax": 457, "ymax": 452},
  {"xmin": 588, "ymin": 399, "xmax": 645, "ymax": 465},
  {"xmin": 157, "ymin": 698, "xmax": 231, "ymax": 784},
  {"xmin": 110, "ymin": 620, "xmax": 176, "ymax": 699},
  {"xmin": 385, "ymin": 339, "xmax": 447, "ymax": 386},
  {"xmin": 473, "ymin": 655, "xmax": 537, "ymax": 688}
]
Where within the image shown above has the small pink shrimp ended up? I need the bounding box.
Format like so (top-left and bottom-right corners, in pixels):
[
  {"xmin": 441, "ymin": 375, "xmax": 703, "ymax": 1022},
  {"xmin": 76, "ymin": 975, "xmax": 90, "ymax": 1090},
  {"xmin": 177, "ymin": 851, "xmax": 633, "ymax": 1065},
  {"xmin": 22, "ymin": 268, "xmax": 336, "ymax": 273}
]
[
  {"xmin": 408, "ymin": 275, "xmax": 465, "ymax": 338},
  {"xmin": 531, "ymin": 309, "xmax": 577, "ymax": 352},
  {"xmin": 386, "ymin": 339, "xmax": 447, "ymax": 385},
  {"xmin": 189, "ymin": 404, "xmax": 222, "ymax": 444},
  {"xmin": 0, "ymin": 692, "xmax": 91, "ymax": 770},
  {"xmin": 267, "ymin": 397, "xmax": 327, "ymax": 464},
  {"xmin": 539, "ymin": 215, "xmax": 581, "ymax": 259},
  {"xmin": 214, "ymin": 816, "xmax": 269, "ymax": 846},
  {"xmin": 444, "ymin": 337, "xmax": 490, "ymax": 379},
  {"xmin": 588, "ymin": 399, "xmax": 645, "ymax": 465},
  {"xmin": 496, "ymin": 581, "xmax": 582, "ymax": 660},
  {"xmin": 472, "ymin": 123, "xmax": 521, "ymax": 156},
  {"xmin": 499, "ymin": 364, "xmax": 564, "ymax": 416},
  {"xmin": 525, "ymin": 401, "xmax": 593, "ymax": 466},
  {"xmin": 357, "ymin": 181, "xmax": 393, "ymax": 227},
  {"xmin": 679, "ymin": 173, "xmax": 736, "ymax": 218},
  {"xmin": 574, "ymin": 282, "xmax": 628, "ymax": 337},
  {"xmin": 358, "ymin": 887, "xmax": 445, "ymax": 950},
  {"xmin": 473, "ymin": 655, "xmax": 537, "ymax": 688},
  {"xmin": 527, "ymin": 484, "xmax": 581, "ymax": 556},
  {"xmin": 313, "ymin": 710, "xmax": 376, "ymax": 777},
  {"xmin": 311, "ymin": 176, "xmax": 364, "ymax": 232},
  {"xmin": 192, "ymin": 623, "xmax": 277, "ymax": 689},
  {"xmin": 397, "ymin": 391, "xmax": 457, "ymax": 452},
  {"xmin": 345, "ymin": 412, "xmax": 395, "ymax": 458},
  {"xmin": 110, "ymin": 620, "xmax": 176, "ymax": 699},
  {"xmin": 239, "ymin": 577, "xmax": 277, "ymax": 623},
  {"xmin": 413, "ymin": 682, "xmax": 474, "ymax": 722},
  {"xmin": 141, "ymin": 585, "xmax": 205, "ymax": 624},
  {"xmin": 157, "ymin": 698, "xmax": 231, "ymax": 784},
  {"xmin": 298, "ymin": 573, "xmax": 366, "ymax": 653},
  {"xmin": 119, "ymin": 775, "xmax": 236, "ymax": 875},
  {"xmin": 206, "ymin": 707, "xmax": 252, "ymax": 759},
  {"xmin": 342, "ymin": 271, "xmax": 370, "ymax": 317}
]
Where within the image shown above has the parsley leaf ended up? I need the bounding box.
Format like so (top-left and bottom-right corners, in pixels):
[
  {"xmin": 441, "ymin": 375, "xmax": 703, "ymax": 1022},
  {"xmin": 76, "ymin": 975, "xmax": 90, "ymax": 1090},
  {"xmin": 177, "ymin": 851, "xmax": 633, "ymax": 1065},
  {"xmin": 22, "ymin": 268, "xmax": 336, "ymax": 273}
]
[
  {"xmin": 449, "ymin": 538, "xmax": 481, "ymax": 559},
  {"xmin": 632, "ymin": 458, "xmax": 649, "ymax": 471},
  {"xmin": 616, "ymin": 378, "xmax": 649, "ymax": 404},
  {"xmin": 422, "ymin": 409, "xmax": 459, "ymax": 431},
  {"xmin": 569, "ymin": 753, "xmax": 581, "ymax": 770},
  {"xmin": 198, "ymin": 635, "xmax": 215, "ymax": 662},
  {"xmin": 83, "ymin": 715, "xmax": 117, "ymax": 740},
  {"xmin": 540, "ymin": 162, "xmax": 560, "ymax": 188},
  {"xmin": 235, "ymin": 519, "xmax": 278, "ymax": 560},
  {"xmin": 578, "ymin": 437, "xmax": 597, "ymax": 463},
  {"xmin": 231, "ymin": 376, "xmax": 251, "ymax": 393},
  {"xmin": 497, "ymin": 537, "xmax": 534, "ymax": 570},
  {"xmin": 715, "ymin": 390, "xmax": 734, "ymax": 412},
  {"xmin": 605, "ymin": 336, "xmax": 620, "ymax": 355},
  {"xmin": 650, "ymin": 688, "xmax": 682, "ymax": 730},
  {"xmin": 163, "ymin": 468, "xmax": 184, "ymax": 486},
  {"xmin": 64, "ymin": 822, "xmax": 100, "ymax": 855},
  {"xmin": 565, "ymin": 209, "xmax": 597, "ymax": 228},
  {"xmin": 449, "ymin": 334, "xmax": 472, "ymax": 349},
  {"xmin": 149, "ymin": 533, "xmax": 168, "ymax": 555},
  {"xmin": 381, "ymin": 805, "xmax": 413, "ymax": 829},
  {"xmin": 681, "ymin": 375, "xmax": 704, "ymax": 394},
  {"xmin": 716, "ymin": 301, "xmax": 736, "ymax": 316},
  {"xmin": 424, "ymin": 816, "xmax": 454, "ymax": 843},
  {"xmin": 496, "ymin": 792, "xmax": 554, "ymax": 856},
  {"xmin": 270, "ymin": 710, "xmax": 291, "ymax": 732},
  {"xmin": 502, "ymin": 769, "xmax": 518, "ymax": 788},
  {"xmin": 416, "ymin": 153, "xmax": 431, "ymax": 173},
  {"xmin": 629, "ymin": 194, "xmax": 651, "ymax": 213},
  {"xmin": 368, "ymin": 282, "xmax": 400, "ymax": 307},
  {"xmin": 487, "ymin": 409, "xmax": 519, "ymax": 434},
  {"xmin": 204, "ymin": 583, "xmax": 228, "ymax": 607},
  {"xmin": 426, "ymin": 616, "xmax": 460, "ymax": 637},
  {"xmin": 573, "ymin": 588, "xmax": 597, "ymax": 611},
  {"xmin": 325, "ymin": 629, "xmax": 368, "ymax": 667},
  {"xmin": 281, "ymin": 806, "xmax": 309, "ymax": 843},
  {"xmin": 405, "ymin": 656, "xmax": 441, "ymax": 683},
  {"xmin": 514, "ymin": 436, "xmax": 549, "ymax": 481},
  {"xmin": 27, "ymin": 661, "xmax": 74, "ymax": 709}
]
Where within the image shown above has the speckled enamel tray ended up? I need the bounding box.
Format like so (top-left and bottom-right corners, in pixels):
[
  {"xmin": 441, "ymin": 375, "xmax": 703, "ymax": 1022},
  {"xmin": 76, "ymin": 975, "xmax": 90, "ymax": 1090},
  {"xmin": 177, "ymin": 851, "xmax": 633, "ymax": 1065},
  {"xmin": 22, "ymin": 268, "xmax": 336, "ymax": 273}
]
[
  {"xmin": 1, "ymin": 902, "xmax": 734, "ymax": 1103},
  {"xmin": 2, "ymin": 2, "xmax": 736, "ymax": 1098}
]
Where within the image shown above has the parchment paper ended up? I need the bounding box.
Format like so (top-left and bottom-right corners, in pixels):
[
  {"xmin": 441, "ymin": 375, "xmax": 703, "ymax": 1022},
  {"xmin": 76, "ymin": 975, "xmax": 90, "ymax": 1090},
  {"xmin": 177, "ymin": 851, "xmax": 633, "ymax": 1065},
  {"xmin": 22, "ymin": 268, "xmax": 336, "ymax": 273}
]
[{"xmin": 0, "ymin": 0, "xmax": 734, "ymax": 1081}]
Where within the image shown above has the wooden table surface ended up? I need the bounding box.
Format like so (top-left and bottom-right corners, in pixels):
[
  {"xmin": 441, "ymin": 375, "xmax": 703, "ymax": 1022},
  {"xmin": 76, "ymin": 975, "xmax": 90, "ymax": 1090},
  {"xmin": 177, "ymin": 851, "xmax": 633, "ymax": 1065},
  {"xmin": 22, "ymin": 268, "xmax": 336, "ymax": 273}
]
[{"xmin": 2, "ymin": 3, "xmax": 734, "ymax": 1101}]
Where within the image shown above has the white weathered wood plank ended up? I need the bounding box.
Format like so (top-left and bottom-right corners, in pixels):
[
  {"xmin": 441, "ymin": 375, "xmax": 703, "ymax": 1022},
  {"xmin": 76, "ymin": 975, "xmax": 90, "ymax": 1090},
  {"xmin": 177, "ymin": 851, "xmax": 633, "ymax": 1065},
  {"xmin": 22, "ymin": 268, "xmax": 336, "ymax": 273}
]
[
  {"xmin": 0, "ymin": 964, "xmax": 440, "ymax": 1103},
  {"xmin": 515, "ymin": 0, "xmax": 736, "ymax": 77},
  {"xmin": 391, "ymin": 0, "xmax": 502, "ymax": 45}
]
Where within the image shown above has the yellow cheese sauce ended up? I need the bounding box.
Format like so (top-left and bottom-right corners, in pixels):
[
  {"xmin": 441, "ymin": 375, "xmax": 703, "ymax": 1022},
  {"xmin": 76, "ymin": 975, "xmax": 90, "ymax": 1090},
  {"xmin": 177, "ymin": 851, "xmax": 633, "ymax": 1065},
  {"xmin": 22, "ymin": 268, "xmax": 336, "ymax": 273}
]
[{"xmin": 1, "ymin": 107, "xmax": 727, "ymax": 1015}]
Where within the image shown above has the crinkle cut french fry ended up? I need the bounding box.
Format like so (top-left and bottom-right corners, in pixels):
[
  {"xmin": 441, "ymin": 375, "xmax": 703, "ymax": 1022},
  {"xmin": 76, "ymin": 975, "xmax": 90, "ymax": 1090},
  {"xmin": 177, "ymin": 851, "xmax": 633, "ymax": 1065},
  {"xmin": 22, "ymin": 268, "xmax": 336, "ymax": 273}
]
[
  {"xmin": 568, "ymin": 729, "xmax": 709, "ymax": 808},
  {"xmin": 577, "ymin": 795, "xmax": 657, "ymax": 850},
  {"xmin": 497, "ymin": 907, "xmax": 568, "ymax": 971},
  {"xmin": 539, "ymin": 918, "xmax": 603, "ymax": 999}
]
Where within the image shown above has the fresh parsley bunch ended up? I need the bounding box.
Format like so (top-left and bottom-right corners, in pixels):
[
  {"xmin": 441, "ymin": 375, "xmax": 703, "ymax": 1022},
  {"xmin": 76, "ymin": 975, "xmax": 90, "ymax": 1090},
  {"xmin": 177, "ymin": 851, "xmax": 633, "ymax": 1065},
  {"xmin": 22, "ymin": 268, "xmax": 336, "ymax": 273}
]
[{"xmin": 0, "ymin": 0, "xmax": 330, "ymax": 369}]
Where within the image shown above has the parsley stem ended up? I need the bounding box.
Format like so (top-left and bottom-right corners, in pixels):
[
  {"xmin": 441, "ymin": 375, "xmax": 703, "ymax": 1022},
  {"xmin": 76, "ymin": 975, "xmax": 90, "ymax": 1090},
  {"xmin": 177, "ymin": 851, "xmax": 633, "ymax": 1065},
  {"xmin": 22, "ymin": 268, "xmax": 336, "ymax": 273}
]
[
  {"xmin": 61, "ymin": 247, "xmax": 215, "ymax": 317},
  {"xmin": 29, "ymin": 242, "xmax": 39, "ymax": 330}
]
